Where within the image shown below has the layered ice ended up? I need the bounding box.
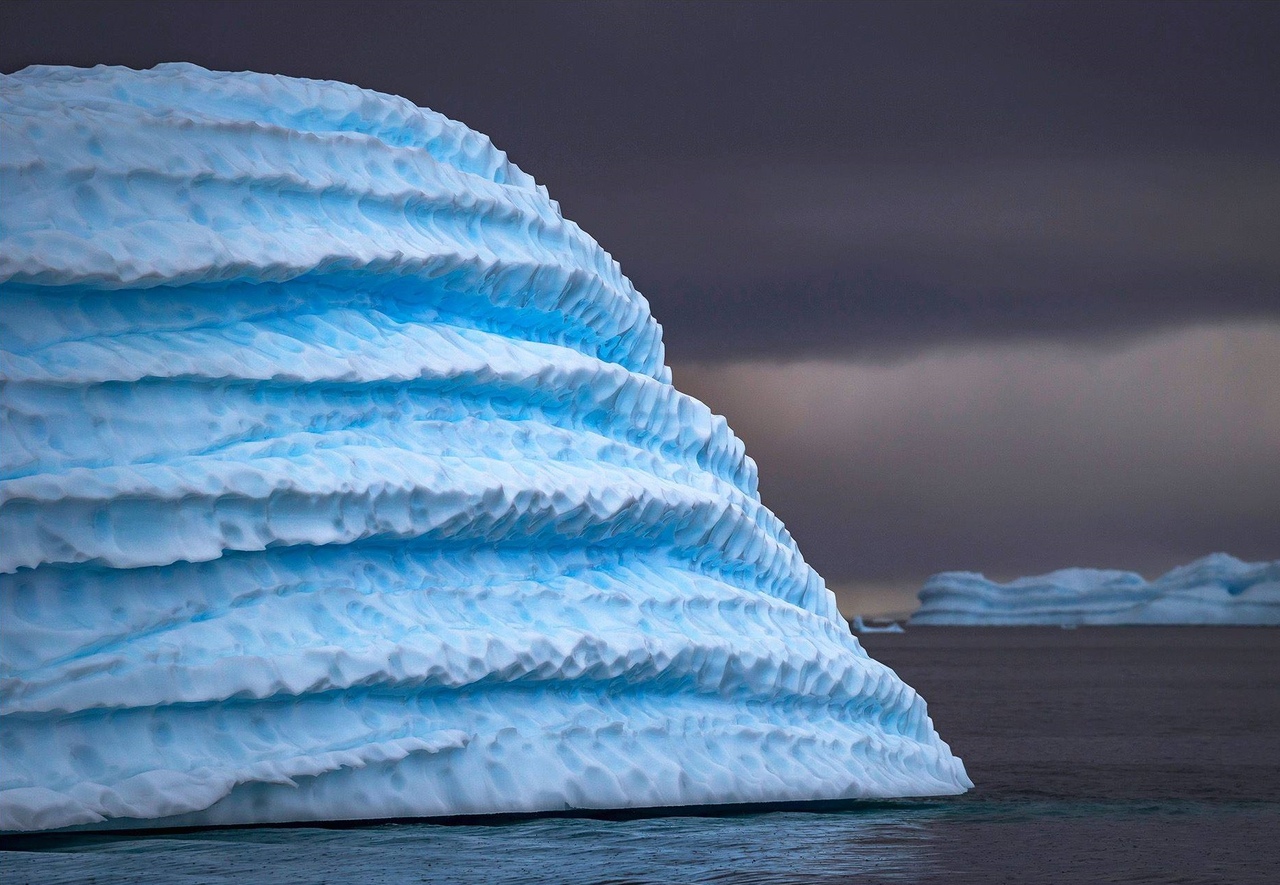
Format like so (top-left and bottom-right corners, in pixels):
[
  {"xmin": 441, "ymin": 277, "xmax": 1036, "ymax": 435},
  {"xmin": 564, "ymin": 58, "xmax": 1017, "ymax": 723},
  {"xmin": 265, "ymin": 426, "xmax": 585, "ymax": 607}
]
[
  {"xmin": 0, "ymin": 64, "xmax": 970, "ymax": 832},
  {"xmin": 911, "ymin": 554, "xmax": 1280, "ymax": 626}
]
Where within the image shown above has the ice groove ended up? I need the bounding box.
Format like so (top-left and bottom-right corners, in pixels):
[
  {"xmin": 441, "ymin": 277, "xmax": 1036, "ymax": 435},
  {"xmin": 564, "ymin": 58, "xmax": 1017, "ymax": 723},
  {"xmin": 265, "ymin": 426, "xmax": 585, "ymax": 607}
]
[
  {"xmin": 3, "ymin": 546, "xmax": 841, "ymax": 675},
  {"xmin": 0, "ymin": 687, "xmax": 959, "ymax": 832},
  {"xmin": 1, "ymin": 331, "xmax": 755, "ymax": 493},
  {"xmin": 4, "ymin": 567, "xmax": 893, "ymax": 714}
]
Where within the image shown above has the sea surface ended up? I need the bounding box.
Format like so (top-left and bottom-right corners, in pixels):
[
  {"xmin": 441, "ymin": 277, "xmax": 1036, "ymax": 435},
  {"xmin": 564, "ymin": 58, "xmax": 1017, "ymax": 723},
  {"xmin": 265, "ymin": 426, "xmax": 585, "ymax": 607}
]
[{"xmin": 3, "ymin": 627, "xmax": 1277, "ymax": 884}]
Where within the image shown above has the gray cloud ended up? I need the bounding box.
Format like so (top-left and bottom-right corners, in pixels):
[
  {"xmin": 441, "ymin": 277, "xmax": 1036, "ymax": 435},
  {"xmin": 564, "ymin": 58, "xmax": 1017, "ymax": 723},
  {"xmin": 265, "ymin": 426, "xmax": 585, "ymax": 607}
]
[
  {"xmin": 564, "ymin": 154, "xmax": 1280, "ymax": 360},
  {"xmin": 673, "ymin": 322, "xmax": 1280, "ymax": 612}
]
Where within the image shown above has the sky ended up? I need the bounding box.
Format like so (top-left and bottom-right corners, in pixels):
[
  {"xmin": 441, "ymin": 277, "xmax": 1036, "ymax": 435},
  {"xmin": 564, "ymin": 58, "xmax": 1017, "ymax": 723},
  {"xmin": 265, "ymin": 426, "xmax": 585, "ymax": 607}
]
[{"xmin": 4, "ymin": 0, "xmax": 1277, "ymax": 613}]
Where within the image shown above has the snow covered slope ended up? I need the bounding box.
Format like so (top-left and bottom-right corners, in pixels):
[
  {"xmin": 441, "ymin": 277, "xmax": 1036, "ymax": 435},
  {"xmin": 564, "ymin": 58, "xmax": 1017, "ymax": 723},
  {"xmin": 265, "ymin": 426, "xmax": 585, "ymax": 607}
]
[
  {"xmin": 0, "ymin": 65, "xmax": 970, "ymax": 832},
  {"xmin": 911, "ymin": 554, "xmax": 1280, "ymax": 625}
]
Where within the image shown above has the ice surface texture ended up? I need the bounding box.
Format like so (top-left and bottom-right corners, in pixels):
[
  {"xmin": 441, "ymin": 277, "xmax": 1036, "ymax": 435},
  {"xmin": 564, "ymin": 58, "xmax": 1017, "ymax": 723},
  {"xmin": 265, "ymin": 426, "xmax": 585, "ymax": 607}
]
[
  {"xmin": 0, "ymin": 64, "xmax": 970, "ymax": 832},
  {"xmin": 912, "ymin": 554, "xmax": 1280, "ymax": 626}
]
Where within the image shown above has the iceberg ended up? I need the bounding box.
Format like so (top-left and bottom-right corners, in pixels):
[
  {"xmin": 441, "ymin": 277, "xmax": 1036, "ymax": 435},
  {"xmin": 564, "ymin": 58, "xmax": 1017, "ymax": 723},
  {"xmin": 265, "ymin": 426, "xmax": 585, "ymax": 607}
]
[
  {"xmin": 911, "ymin": 553, "xmax": 1280, "ymax": 626},
  {"xmin": 850, "ymin": 616, "xmax": 905, "ymax": 634},
  {"xmin": 0, "ymin": 64, "xmax": 970, "ymax": 832}
]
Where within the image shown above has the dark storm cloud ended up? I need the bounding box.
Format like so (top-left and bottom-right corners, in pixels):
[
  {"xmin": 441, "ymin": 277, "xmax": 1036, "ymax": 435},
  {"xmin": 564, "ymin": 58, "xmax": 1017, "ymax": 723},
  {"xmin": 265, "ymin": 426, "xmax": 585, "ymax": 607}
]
[
  {"xmin": 3, "ymin": 1, "xmax": 1278, "ymax": 360},
  {"xmin": 564, "ymin": 155, "xmax": 1280, "ymax": 359}
]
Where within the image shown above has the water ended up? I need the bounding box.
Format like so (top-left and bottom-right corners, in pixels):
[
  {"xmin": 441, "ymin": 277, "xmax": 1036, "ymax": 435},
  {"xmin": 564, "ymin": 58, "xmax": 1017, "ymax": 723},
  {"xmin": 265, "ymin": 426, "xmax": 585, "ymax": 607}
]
[{"xmin": 3, "ymin": 627, "xmax": 1277, "ymax": 884}]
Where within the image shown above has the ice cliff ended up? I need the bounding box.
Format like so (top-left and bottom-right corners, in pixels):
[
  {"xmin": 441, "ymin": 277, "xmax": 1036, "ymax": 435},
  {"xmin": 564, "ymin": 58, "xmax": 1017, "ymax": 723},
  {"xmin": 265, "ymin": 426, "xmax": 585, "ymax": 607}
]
[
  {"xmin": 0, "ymin": 64, "xmax": 970, "ymax": 833},
  {"xmin": 911, "ymin": 554, "xmax": 1280, "ymax": 626}
]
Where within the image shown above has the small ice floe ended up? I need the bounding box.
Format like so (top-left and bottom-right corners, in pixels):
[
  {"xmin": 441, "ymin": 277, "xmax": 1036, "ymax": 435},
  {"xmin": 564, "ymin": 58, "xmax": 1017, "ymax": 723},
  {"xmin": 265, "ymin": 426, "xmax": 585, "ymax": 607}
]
[{"xmin": 851, "ymin": 616, "xmax": 906, "ymax": 634}]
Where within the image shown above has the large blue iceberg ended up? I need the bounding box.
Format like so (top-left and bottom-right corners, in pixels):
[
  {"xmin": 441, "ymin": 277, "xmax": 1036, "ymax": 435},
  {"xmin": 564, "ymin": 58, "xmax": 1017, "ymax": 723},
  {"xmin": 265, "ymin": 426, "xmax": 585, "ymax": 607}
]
[
  {"xmin": 0, "ymin": 65, "xmax": 970, "ymax": 832},
  {"xmin": 911, "ymin": 554, "xmax": 1280, "ymax": 626}
]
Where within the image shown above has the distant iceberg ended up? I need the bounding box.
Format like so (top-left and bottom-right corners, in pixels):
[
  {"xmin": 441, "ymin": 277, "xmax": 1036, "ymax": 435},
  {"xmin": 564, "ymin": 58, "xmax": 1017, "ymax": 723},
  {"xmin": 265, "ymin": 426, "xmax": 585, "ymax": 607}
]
[
  {"xmin": 911, "ymin": 554, "xmax": 1280, "ymax": 626},
  {"xmin": 0, "ymin": 64, "xmax": 970, "ymax": 832},
  {"xmin": 851, "ymin": 616, "xmax": 905, "ymax": 634}
]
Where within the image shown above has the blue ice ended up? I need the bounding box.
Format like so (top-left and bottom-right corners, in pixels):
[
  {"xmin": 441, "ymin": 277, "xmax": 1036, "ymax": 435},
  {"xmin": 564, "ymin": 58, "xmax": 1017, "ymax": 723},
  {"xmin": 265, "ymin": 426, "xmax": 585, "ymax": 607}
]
[{"xmin": 0, "ymin": 64, "xmax": 970, "ymax": 832}]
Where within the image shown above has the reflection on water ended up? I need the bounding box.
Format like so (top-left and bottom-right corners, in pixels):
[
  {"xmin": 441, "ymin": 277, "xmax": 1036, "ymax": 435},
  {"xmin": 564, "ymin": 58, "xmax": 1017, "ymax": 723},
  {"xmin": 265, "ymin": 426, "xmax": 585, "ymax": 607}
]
[
  {"xmin": 2, "ymin": 808, "xmax": 941, "ymax": 885},
  {"xmin": 5, "ymin": 798, "xmax": 1278, "ymax": 885}
]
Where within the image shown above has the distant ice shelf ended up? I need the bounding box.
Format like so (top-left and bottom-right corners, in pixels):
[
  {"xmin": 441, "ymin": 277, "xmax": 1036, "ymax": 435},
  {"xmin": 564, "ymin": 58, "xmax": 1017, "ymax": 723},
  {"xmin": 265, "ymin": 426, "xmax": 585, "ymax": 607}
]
[
  {"xmin": 911, "ymin": 554, "xmax": 1280, "ymax": 626},
  {"xmin": 0, "ymin": 64, "xmax": 969, "ymax": 833}
]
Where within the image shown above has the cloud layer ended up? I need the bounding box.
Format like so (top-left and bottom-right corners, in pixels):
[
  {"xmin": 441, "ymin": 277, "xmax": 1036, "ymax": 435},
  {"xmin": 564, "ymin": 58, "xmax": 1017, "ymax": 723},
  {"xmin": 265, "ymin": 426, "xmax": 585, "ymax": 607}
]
[
  {"xmin": 674, "ymin": 323, "xmax": 1280, "ymax": 613},
  {"xmin": 572, "ymin": 155, "xmax": 1280, "ymax": 360}
]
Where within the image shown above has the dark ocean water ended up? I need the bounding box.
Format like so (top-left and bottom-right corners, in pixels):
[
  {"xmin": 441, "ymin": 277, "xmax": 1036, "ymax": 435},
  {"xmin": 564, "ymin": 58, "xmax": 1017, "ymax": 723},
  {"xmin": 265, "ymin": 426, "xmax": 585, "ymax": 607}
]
[{"xmin": 3, "ymin": 627, "xmax": 1277, "ymax": 884}]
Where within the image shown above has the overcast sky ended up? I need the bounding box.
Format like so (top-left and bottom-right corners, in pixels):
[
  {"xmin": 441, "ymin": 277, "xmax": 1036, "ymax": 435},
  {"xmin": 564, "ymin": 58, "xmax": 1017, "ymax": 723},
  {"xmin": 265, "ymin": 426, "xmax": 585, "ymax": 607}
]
[{"xmin": 4, "ymin": 1, "xmax": 1277, "ymax": 612}]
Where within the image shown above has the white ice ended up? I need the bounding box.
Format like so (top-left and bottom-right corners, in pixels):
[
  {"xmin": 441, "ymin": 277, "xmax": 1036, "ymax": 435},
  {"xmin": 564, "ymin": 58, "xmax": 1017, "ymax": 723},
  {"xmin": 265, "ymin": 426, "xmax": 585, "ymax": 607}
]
[
  {"xmin": 911, "ymin": 553, "xmax": 1280, "ymax": 626},
  {"xmin": 0, "ymin": 64, "xmax": 970, "ymax": 833}
]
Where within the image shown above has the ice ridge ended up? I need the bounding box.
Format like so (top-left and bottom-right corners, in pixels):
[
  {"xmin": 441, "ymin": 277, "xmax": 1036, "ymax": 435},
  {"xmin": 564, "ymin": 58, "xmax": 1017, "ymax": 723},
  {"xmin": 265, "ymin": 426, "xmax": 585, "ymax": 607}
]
[
  {"xmin": 0, "ymin": 64, "xmax": 971, "ymax": 832},
  {"xmin": 911, "ymin": 553, "xmax": 1280, "ymax": 625}
]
